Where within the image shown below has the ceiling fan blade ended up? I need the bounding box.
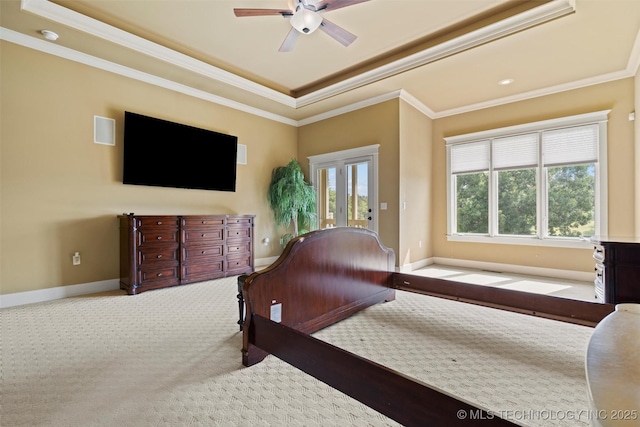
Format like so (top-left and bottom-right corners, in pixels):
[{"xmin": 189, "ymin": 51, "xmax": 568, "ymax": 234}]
[
  {"xmin": 319, "ymin": 18, "xmax": 357, "ymax": 47},
  {"xmin": 234, "ymin": 8, "xmax": 293, "ymax": 17},
  {"xmin": 315, "ymin": 0, "xmax": 369, "ymax": 12},
  {"xmin": 279, "ymin": 28, "xmax": 300, "ymax": 52}
]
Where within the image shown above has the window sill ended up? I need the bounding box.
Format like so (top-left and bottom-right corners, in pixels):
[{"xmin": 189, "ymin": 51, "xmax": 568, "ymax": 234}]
[{"xmin": 447, "ymin": 234, "xmax": 594, "ymax": 249}]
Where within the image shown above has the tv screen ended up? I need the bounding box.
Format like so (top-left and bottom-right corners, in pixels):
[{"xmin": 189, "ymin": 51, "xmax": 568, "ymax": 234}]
[{"xmin": 123, "ymin": 112, "xmax": 238, "ymax": 192}]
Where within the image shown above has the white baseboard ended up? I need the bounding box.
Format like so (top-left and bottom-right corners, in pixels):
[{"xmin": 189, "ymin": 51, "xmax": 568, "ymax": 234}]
[
  {"xmin": 1, "ymin": 257, "xmax": 592, "ymax": 308},
  {"xmin": 255, "ymin": 256, "xmax": 279, "ymax": 270},
  {"xmin": 1, "ymin": 258, "xmax": 280, "ymax": 309},
  {"xmin": 399, "ymin": 258, "xmax": 434, "ymax": 273},
  {"xmin": 428, "ymin": 257, "xmax": 594, "ymax": 282},
  {"xmin": 0, "ymin": 279, "xmax": 121, "ymax": 308}
]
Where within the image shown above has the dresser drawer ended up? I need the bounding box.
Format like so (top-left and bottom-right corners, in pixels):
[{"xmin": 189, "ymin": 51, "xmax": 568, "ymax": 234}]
[
  {"xmin": 137, "ymin": 265, "xmax": 179, "ymax": 287},
  {"xmin": 134, "ymin": 216, "xmax": 180, "ymax": 229},
  {"xmin": 227, "ymin": 241, "xmax": 251, "ymax": 255},
  {"xmin": 182, "ymin": 227, "xmax": 224, "ymax": 244},
  {"xmin": 182, "ymin": 244, "xmax": 224, "ymax": 262},
  {"xmin": 137, "ymin": 229, "xmax": 180, "ymax": 246},
  {"xmin": 181, "ymin": 216, "xmax": 225, "ymax": 228},
  {"xmin": 227, "ymin": 227, "xmax": 252, "ymax": 241},
  {"xmin": 137, "ymin": 245, "xmax": 179, "ymax": 266},
  {"xmin": 227, "ymin": 216, "xmax": 253, "ymax": 227},
  {"xmin": 226, "ymin": 254, "xmax": 253, "ymax": 274},
  {"xmin": 181, "ymin": 259, "xmax": 225, "ymax": 283}
]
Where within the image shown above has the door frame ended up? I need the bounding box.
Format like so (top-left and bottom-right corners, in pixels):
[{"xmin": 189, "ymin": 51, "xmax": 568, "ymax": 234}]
[{"xmin": 308, "ymin": 144, "xmax": 379, "ymax": 233}]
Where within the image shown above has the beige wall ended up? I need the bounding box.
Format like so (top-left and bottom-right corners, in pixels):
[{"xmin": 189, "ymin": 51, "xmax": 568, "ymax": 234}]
[
  {"xmin": 1, "ymin": 42, "xmax": 297, "ymax": 294},
  {"xmin": 1, "ymin": 40, "xmax": 637, "ymax": 296},
  {"xmin": 399, "ymin": 100, "xmax": 432, "ymax": 267},
  {"xmin": 297, "ymin": 100, "xmax": 401, "ymax": 258},
  {"xmin": 432, "ymin": 78, "xmax": 636, "ymax": 274}
]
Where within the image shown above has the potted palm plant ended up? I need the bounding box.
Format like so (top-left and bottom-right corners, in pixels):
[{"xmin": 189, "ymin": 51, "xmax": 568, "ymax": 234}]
[{"xmin": 267, "ymin": 159, "xmax": 317, "ymax": 245}]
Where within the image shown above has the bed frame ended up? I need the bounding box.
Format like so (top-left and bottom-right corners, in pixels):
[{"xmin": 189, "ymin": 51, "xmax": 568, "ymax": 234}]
[{"xmin": 241, "ymin": 227, "xmax": 615, "ymax": 426}]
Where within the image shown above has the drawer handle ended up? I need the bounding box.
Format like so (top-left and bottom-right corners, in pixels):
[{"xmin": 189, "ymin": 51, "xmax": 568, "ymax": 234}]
[
  {"xmin": 157, "ymin": 273, "xmax": 163, "ymax": 277},
  {"xmin": 157, "ymin": 221, "xmax": 162, "ymax": 225},
  {"xmin": 201, "ymin": 251, "xmax": 206, "ymax": 254},
  {"xmin": 201, "ymin": 233, "xmax": 206, "ymax": 237},
  {"xmin": 157, "ymin": 255, "xmax": 162, "ymax": 259},
  {"xmin": 236, "ymin": 247, "xmax": 240, "ymax": 250},
  {"xmin": 202, "ymin": 221, "xmax": 206, "ymax": 224},
  {"xmin": 157, "ymin": 236, "xmax": 162, "ymax": 240}
]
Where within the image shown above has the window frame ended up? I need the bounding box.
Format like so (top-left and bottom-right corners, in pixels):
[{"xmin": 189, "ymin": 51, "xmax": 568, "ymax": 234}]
[{"xmin": 445, "ymin": 110, "xmax": 609, "ymax": 249}]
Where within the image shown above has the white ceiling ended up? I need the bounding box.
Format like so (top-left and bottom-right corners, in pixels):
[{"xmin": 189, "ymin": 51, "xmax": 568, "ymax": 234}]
[{"xmin": 1, "ymin": 0, "xmax": 639, "ymax": 125}]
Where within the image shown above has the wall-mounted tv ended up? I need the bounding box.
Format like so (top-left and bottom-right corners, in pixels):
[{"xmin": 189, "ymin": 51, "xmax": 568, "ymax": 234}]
[{"xmin": 123, "ymin": 111, "xmax": 238, "ymax": 192}]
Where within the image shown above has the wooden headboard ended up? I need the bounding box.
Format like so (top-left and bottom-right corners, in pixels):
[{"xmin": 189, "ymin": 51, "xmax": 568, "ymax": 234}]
[
  {"xmin": 242, "ymin": 227, "xmax": 395, "ymax": 366},
  {"xmin": 238, "ymin": 227, "xmax": 615, "ymax": 426}
]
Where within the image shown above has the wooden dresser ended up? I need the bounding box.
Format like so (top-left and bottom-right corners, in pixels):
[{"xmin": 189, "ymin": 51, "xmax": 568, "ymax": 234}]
[
  {"xmin": 591, "ymin": 237, "xmax": 640, "ymax": 304},
  {"xmin": 119, "ymin": 214, "xmax": 254, "ymax": 295}
]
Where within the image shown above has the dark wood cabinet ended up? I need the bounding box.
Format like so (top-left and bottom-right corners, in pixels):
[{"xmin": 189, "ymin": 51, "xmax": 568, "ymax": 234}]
[
  {"xmin": 119, "ymin": 214, "xmax": 254, "ymax": 295},
  {"xmin": 591, "ymin": 237, "xmax": 640, "ymax": 304}
]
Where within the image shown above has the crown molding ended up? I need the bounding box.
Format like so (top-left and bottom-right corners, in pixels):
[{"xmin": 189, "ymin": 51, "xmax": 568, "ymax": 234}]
[
  {"xmin": 297, "ymin": 90, "xmax": 403, "ymax": 126},
  {"xmin": 20, "ymin": 0, "xmax": 296, "ymax": 108},
  {"xmin": 399, "ymin": 90, "xmax": 436, "ymax": 118},
  {"xmin": 21, "ymin": 0, "xmax": 576, "ymax": 111},
  {"xmin": 434, "ymin": 69, "xmax": 633, "ymax": 119},
  {"xmin": 4, "ymin": 0, "xmax": 637, "ymax": 127},
  {"xmin": 294, "ymin": 0, "xmax": 577, "ymax": 108},
  {"xmin": 0, "ymin": 27, "xmax": 298, "ymax": 126},
  {"xmin": 627, "ymin": 28, "xmax": 640, "ymax": 75}
]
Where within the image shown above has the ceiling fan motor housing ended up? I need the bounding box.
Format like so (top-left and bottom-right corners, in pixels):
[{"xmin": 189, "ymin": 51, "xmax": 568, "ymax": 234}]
[{"xmin": 290, "ymin": 1, "xmax": 323, "ymax": 34}]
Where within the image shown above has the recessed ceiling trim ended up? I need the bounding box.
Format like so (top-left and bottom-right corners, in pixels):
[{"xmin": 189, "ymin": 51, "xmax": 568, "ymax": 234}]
[
  {"xmin": 295, "ymin": 0, "xmax": 577, "ymax": 108},
  {"xmin": 21, "ymin": 0, "xmax": 576, "ymax": 111},
  {"xmin": 0, "ymin": 27, "xmax": 298, "ymax": 126},
  {"xmin": 627, "ymin": 28, "xmax": 640, "ymax": 74},
  {"xmin": 297, "ymin": 91, "xmax": 403, "ymax": 126},
  {"xmin": 434, "ymin": 69, "xmax": 632, "ymax": 119},
  {"xmin": 297, "ymin": 89, "xmax": 435, "ymax": 127},
  {"xmin": 20, "ymin": 0, "xmax": 297, "ymax": 108}
]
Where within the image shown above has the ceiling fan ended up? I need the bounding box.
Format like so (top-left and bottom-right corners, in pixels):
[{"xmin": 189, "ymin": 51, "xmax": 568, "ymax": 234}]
[{"xmin": 234, "ymin": 0, "xmax": 369, "ymax": 52}]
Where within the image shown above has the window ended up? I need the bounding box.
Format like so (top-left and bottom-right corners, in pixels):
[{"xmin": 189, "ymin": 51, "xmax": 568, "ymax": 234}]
[{"xmin": 446, "ymin": 111, "xmax": 609, "ymax": 248}]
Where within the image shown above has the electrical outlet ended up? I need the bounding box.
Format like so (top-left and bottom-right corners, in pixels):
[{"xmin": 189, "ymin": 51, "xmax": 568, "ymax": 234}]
[{"xmin": 72, "ymin": 252, "xmax": 81, "ymax": 265}]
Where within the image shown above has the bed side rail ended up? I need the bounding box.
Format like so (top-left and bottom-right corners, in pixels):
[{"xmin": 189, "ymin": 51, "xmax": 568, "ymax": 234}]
[
  {"xmin": 394, "ymin": 273, "xmax": 614, "ymax": 326},
  {"xmin": 250, "ymin": 314, "xmax": 517, "ymax": 427}
]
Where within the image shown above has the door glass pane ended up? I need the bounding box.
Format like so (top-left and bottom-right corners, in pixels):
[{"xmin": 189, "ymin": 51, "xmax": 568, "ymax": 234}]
[
  {"xmin": 497, "ymin": 168, "xmax": 537, "ymax": 235},
  {"xmin": 347, "ymin": 162, "xmax": 369, "ymax": 228},
  {"xmin": 456, "ymin": 172, "xmax": 488, "ymax": 234},
  {"xmin": 317, "ymin": 167, "xmax": 337, "ymax": 229},
  {"xmin": 547, "ymin": 164, "xmax": 595, "ymax": 237}
]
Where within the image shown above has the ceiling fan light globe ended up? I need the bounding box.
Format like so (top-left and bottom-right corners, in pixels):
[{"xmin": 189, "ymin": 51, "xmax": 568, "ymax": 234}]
[{"xmin": 291, "ymin": 7, "xmax": 322, "ymax": 34}]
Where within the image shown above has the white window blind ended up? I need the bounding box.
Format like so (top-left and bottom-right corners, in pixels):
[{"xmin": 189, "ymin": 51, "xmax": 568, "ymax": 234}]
[
  {"xmin": 492, "ymin": 133, "xmax": 538, "ymax": 170},
  {"xmin": 542, "ymin": 124, "xmax": 598, "ymax": 166},
  {"xmin": 450, "ymin": 141, "xmax": 490, "ymax": 174}
]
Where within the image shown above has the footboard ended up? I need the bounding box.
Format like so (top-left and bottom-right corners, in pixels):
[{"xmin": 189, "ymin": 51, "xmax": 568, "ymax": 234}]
[{"xmin": 242, "ymin": 227, "xmax": 396, "ymax": 366}]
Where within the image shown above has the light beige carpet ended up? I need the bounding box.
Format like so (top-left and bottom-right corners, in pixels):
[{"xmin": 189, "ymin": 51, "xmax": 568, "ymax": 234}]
[{"xmin": 1, "ymin": 276, "xmax": 593, "ymax": 426}]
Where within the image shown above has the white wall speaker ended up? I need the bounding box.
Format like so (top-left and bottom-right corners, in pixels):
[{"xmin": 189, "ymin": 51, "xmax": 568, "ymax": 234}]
[
  {"xmin": 94, "ymin": 116, "xmax": 115, "ymax": 146},
  {"xmin": 237, "ymin": 143, "xmax": 247, "ymax": 165}
]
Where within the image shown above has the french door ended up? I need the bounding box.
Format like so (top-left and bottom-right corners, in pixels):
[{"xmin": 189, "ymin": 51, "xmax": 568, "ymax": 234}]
[{"xmin": 309, "ymin": 145, "xmax": 378, "ymax": 232}]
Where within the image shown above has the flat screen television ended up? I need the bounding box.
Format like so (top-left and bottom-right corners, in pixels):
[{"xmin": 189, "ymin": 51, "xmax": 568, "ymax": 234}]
[{"xmin": 123, "ymin": 111, "xmax": 237, "ymax": 192}]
